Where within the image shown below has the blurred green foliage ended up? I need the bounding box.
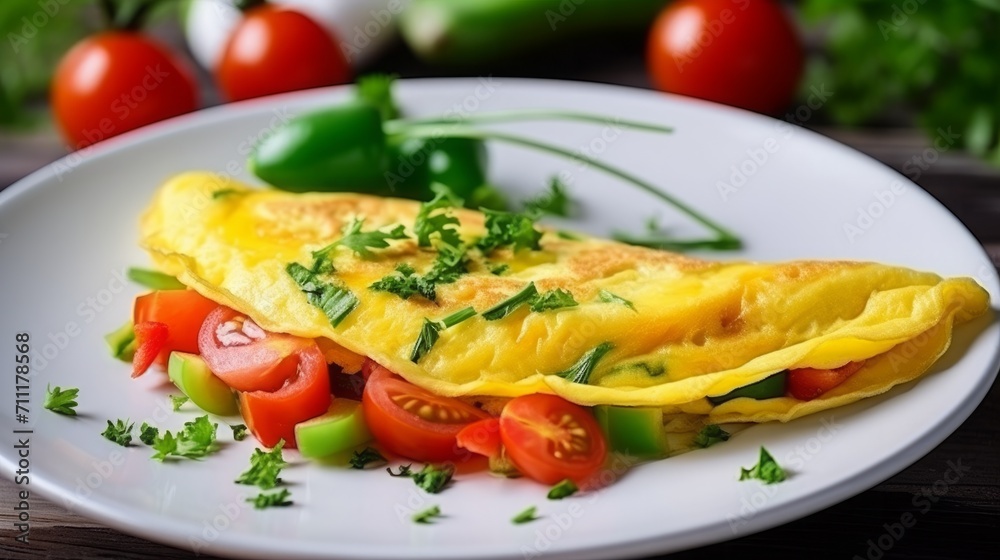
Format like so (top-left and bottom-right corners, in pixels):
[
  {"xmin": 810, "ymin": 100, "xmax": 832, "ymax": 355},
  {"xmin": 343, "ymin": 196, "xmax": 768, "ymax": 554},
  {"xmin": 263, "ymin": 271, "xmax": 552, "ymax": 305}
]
[{"xmin": 800, "ymin": 0, "xmax": 1000, "ymax": 164}]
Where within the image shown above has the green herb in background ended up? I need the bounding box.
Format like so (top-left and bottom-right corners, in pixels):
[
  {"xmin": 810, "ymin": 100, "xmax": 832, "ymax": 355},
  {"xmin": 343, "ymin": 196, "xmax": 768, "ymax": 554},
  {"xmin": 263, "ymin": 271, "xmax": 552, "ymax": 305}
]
[
  {"xmin": 512, "ymin": 506, "xmax": 539, "ymax": 524},
  {"xmin": 694, "ymin": 425, "xmax": 731, "ymax": 448},
  {"xmin": 547, "ymin": 479, "xmax": 578, "ymax": 500},
  {"xmin": 44, "ymin": 385, "xmax": 79, "ymax": 416},
  {"xmin": 170, "ymin": 395, "xmax": 189, "ymax": 411},
  {"xmin": 349, "ymin": 447, "xmax": 387, "ymax": 469},
  {"xmin": 739, "ymin": 446, "xmax": 787, "ymax": 484},
  {"xmin": 139, "ymin": 422, "xmax": 158, "ymax": 445},
  {"xmin": 247, "ymin": 488, "xmax": 293, "ymax": 510},
  {"xmin": 236, "ymin": 441, "xmax": 287, "ymax": 489},
  {"xmin": 412, "ymin": 505, "xmax": 441, "ymax": 524},
  {"xmin": 231, "ymin": 424, "xmax": 248, "ymax": 441},
  {"xmin": 102, "ymin": 418, "xmax": 134, "ymax": 447}
]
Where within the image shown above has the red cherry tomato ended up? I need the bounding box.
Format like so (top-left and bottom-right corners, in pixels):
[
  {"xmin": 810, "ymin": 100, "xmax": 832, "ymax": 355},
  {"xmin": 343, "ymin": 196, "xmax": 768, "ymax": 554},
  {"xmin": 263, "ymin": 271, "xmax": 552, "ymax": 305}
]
[
  {"xmin": 646, "ymin": 0, "xmax": 803, "ymax": 115},
  {"xmin": 216, "ymin": 5, "xmax": 351, "ymax": 102},
  {"xmin": 197, "ymin": 306, "xmax": 315, "ymax": 393},
  {"xmin": 456, "ymin": 418, "xmax": 502, "ymax": 460},
  {"xmin": 239, "ymin": 343, "xmax": 332, "ymax": 448},
  {"xmin": 131, "ymin": 321, "xmax": 168, "ymax": 378},
  {"xmin": 788, "ymin": 360, "xmax": 866, "ymax": 401},
  {"xmin": 499, "ymin": 394, "xmax": 607, "ymax": 486},
  {"xmin": 133, "ymin": 290, "xmax": 218, "ymax": 369},
  {"xmin": 362, "ymin": 364, "xmax": 491, "ymax": 462},
  {"xmin": 51, "ymin": 32, "xmax": 198, "ymax": 149}
]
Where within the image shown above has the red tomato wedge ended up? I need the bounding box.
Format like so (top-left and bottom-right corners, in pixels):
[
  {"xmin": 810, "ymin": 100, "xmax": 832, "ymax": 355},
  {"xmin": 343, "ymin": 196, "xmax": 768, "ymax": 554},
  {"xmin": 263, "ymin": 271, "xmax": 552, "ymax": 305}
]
[
  {"xmin": 499, "ymin": 394, "xmax": 607, "ymax": 486},
  {"xmin": 456, "ymin": 418, "xmax": 502, "ymax": 459},
  {"xmin": 362, "ymin": 364, "xmax": 491, "ymax": 462},
  {"xmin": 198, "ymin": 306, "xmax": 314, "ymax": 392},
  {"xmin": 134, "ymin": 290, "xmax": 218, "ymax": 368},
  {"xmin": 788, "ymin": 360, "xmax": 867, "ymax": 401},
  {"xmin": 131, "ymin": 321, "xmax": 168, "ymax": 378},
  {"xmin": 239, "ymin": 343, "xmax": 332, "ymax": 448}
]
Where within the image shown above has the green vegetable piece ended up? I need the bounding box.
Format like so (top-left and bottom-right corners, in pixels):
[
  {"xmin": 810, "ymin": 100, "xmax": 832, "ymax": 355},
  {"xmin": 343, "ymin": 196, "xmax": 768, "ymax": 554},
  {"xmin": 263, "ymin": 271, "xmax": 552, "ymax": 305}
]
[
  {"xmin": 139, "ymin": 422, "xmax": 158, "ymax": 445},
  {"xmin": 512, "ymin": 506, "xmax": 539, "ymax": 524},
  {"xmin": 557, "ymin": 342, "xmax": 615, "ymax": 385},
  {"xmin": 151, "ymin": 415, "xmax": 219, "ymax": 461},
  {"xmin": 387, "ymin": 465, "xmax": 413, "ymax": 477},
  {"xmin": 126, "ymin": 267, "xmax": 185, "ymax": 290},
  {"xmin": 409, "ymin": 307, "xmax": 477, "ymax": 363},
  {"xmin": 286, "ymin": 263, "xmax": 359, "ymax": 328},
  {"xmin": 478, "ymin": 209, "xmax": 543, "ymax": 253},
  {"xmin": 529, "ymin": 288, "xmax": 578, "ymax": 312},
  {"xmin": 350, "ymin": 447, "xmax": 387, "ymax": 470},
  {"xmin": 170, "ymin": 395, "xmax": 189, "ymax": 411},
  {"xmin": 708, "ymin": 371, "xmax": 788, "ymax": 405},
  {"xmin": 547, "ymin": 479, "xmax": 578, "ymax": 500},
  {"xmin": 104, "ymin": 320, "xmax": 136, "ymax": 362},
  {"xmin": 412, "ymin": 464, "xmax": 455, "ymax": 494},
  {"xmin": 236, "ymin": 440, "xmax": 287, "ymax": 489},
  {"xmin": 414, "ymin": 189, "xmax": 462, "ymax": 248},
  {"xmin": 102, "ymin": 419, "xmax": 133, "ymax": 447},
  {"xmin": 594, "ymin": 405, "xmax": 669, "ymax": 459},
  {"xmin": 524, "ymin": 177, "xmax": 571, "ymax": 217},
  {"xmin": 250, "ymin": 102, "xmax": 390, "ymax": 194},
  {"xmin": 482, "ymin": 282, "xmax": 538, "ymax": 320},
  {"xmin": 694, "ymin": 425, "xmax": 731, "ymax": 449},
  {"xmin": 314, "ymin": 218, "xmax": 409, "ymax": 261},
  {"xmin": 598, "ymin": 289, "xmax": 635, "ymax": 311},
  {"xmin": 295, "ymin": 399, "xmax": 374, "ymax": 459},
  {"xmin": 231, "ymin": 424, "xmax": 248, "ymax": 441},
  {"xmin": 356, "ymin": 73, "xmax": 400, "ymax": 121},
  {"xmin": 44, "ymin": 385, "xmax": 79, "ymax": 416},
  {"xmin": 247, "ymin": 489, "xmax": 293, "ymax": 509},
  {"xmin": 168, "ymin": 352, "xmax": 239, "ymax": 416},
  {"xmin": 412, "ymin": 505, "xmax": 441, "ymax": 524},
  {"xmin": 427, "ymin": 138, "xmax": 489, "ymax": 200},
  {"xmin": 740, "ymin": 447, "xmax": 787, "ymax": 484},
  {"xmin": 487, "ymin": 262, "xmax": 509, "ymax": 275}
]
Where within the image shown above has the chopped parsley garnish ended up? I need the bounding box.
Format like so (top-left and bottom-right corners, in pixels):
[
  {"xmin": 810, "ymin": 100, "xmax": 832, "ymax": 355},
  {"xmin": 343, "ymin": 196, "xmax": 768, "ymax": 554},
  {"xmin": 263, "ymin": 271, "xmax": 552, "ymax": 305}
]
[
  {"xmin": 487, "ymin": 262, "xmax": 509, "ymax": 275},
  {"xmin": 482, "ymin": 282, "xmax": 539, "ymax": 320},
  {"xmin": 44, "ymin": 385, "xmax": 79, "ymax": 416},
  {"xmin": 512, "ymin": 506, "xmax": 540, "ymax": 524},
  {"xmin": 231, "ymin": 424, "xmax": 248, "ymax": 441},
  {"xmin": 101, "ymin": 419, "xmax": 134, "ymax": 447},
  {"xmin": 410, "ymin": 307, "xmax": 477, "ymax": 363},
  {"xmin": 739, "ymin": 447, "xmax": 787, "ymax": 484},
  {"xmin": 477, "ymin": 209, "xmax": 543, "ymax": 253},
  {"xmin": 529, "ymin": 288, "xmax": 578, "ymax": 312},
  {"xmin": 286, "ymin": 262, "xmax": 359, "ymax": 328},
  {"xmin": 150, "ymin": 415, "xmax": 219, "ymax": 461},
  {"xmin": 524, "ymin": 177, "xmax": 572, "ymax": 217},
  {"xmin": 126, "ymin": 267, "xmax": 185, "ymax": 290},
  {"xmin": 349, "ymin": 447, "xmax": 387, "ymax": 470},
  {"xmin": 170, "ymin": 395, "xmax": 189, "ymax": 411},
  {"xmin": 247, "ymin": 489, "xmax": 293, "ymax": 510},
  {"xmin": 414, "ymin": 190, "xmax": 462, "ymax": 248},
  {"xmin": 412, "ymin": 464, "xmax": 455, "ymax": 494},
  {"xmin": 139, "ymin": 422, "xmax": 159, "ymax": 445},
  {"xmin": 412, "ymin": 505, "xmax": 442, "ymax": 524},
  {"xmin": 425, "ymin": 243, "xmax": 469, "ymax": 284},
  {"xmin": 370, "ymin": 263, "xmax": 437, "ymax": 301},
  {"xmin": 557, "ymin": 230, "xmax": 583, "ymax": 241},
  {"xmin": 236, "ymin": 440, "xmax": 287, "ymax": 489},
  {"xmin": 211, "ymin": 188, "xmax": 241, "ymax": 199},
  {"xmin": 557, "ymin": 342, "xmax": 615, "ymax": 385},
  {"xmin": 694, "ymin": 425, "xmax": 731, "ymax": 448},
  {"xmin": 598, "ymin": 289, "xmax": 636, "ymax": 311},
  {"xmin": 387, "ymin": 464, "xmax": 414, "ymax": 477},
  {"xmin": 313, "ymin": 217, "xmax": 409, "ymax": 262},
  {"xmin": 547, "ymin": 479, "xmax": 578, "ymax": 500}
]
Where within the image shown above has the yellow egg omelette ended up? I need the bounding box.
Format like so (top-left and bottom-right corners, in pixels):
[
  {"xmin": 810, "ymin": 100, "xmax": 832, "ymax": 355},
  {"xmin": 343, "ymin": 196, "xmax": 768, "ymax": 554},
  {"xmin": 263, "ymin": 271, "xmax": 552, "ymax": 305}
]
[{"xmin": 139, "ymin": 172, "xmax": 989, "ymax": 433}]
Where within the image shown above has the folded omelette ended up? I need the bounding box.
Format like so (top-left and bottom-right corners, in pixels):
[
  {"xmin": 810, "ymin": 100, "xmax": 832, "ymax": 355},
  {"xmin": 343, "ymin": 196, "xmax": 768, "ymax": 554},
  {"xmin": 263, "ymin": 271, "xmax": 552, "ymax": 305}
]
[{"xmin": 139, "ymin": 172, "xmax": 989, "ymax": 428}]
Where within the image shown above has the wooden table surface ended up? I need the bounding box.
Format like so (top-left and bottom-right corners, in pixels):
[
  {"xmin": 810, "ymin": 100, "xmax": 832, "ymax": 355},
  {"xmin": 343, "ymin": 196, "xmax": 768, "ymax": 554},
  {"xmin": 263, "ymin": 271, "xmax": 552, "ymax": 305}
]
[{"xmin": 1, "ymin": 35, "xmax": 998, "ymax": 560}]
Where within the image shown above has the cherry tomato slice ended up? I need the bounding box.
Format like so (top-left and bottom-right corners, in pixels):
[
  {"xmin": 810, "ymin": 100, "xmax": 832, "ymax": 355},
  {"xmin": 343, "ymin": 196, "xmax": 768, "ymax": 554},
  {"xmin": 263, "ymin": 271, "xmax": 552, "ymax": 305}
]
[
  {"xmin": 132, "ymin": 321, "xmax": 168, "ymax": 378},
  {"xmin": 198, "ymin": 306, "xmax": 313, "ymax": 392},
  {"xmin": 787, "ymin": 360, "xmax": 866, "ymax": 401},
  {"xmin": 456, "ymin": 418, "xmax": 502, "ymax": 460},
  {"xmin": 362, "ymin": 364, "xmax": 491, "ymax": 462},
  {"xmin": 134, "ymin": 290, "xmax": 218, "ymax": 369},
  {"xmin": 239, "ymin": 343, "xmax": 332, "ymax": 448},
  {"xmin": 499, "ymin": 394, "xmax": 607, "ymax": 486}
]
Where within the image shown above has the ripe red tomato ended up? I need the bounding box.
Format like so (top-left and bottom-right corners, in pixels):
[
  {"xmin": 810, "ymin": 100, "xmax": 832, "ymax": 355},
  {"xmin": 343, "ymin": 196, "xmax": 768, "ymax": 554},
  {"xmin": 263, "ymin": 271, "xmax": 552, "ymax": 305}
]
[
  {"xmin": 217, "ymin": 5, "xmax": 351, "ymax": 102},
  {"xmin": 197, "ymin": 306, "xmax": 314, "ymax": 392},
  {"xmin": 239, "ymin": 343, "xmax": 332, "ymax": 448},
  {"xmin": 788, "ymin": 360, "xmax": 866, "ymax": 401},
  {"xmin": 133, "ymin": 290, "xmax": 219, "ymax": 369},
  {"xmin": 51, "ymin": 32, "xmax": 199, "ymax": 149},
  {"xmin": 646, "ymin": 0, "xmax": 803, "ymax": 115},
  {"xmin": 456, "ymin": 418, "xmax": 502, "ymax": 460},
  {"xmin": 499, "ymin": 394, "xmax": 607, "ymax": 485},
  {"xmin": 362, "ymin": 364, "xmax": 491, "ymax": 462},
  {"xmin": 131, "ymin": 321, "xmax": 168, "ymax": 378}
]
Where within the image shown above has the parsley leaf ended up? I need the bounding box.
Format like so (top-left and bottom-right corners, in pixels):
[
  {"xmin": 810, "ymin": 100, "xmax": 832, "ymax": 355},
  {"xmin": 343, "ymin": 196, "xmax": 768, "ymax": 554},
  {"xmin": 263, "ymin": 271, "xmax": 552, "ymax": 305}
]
[
  {"xmin": 231, "ymin": 424, "xmax": 248, "ymax": 441},
  {"xmin": 739, "ymin": 447, "xmax": 787, "ymax": 484},
  {"xmin": 150, "ymin": 416, "xmax": 219, "ymax": 461},
  {"xmin": 426, "ymin": 243, "xmax": 469, "ymax": 284},
  {"xmin": 170, "ymin": 395, "xmax": 189, "ymax": 411},
  {"xmin": 151, "ymin": 431, "xmax": 177, "ymax": 460},
  {"xmin": 236, "ymin": 440, "xmax": 287, "ymax": 489},
  {"xmin": 547, "ymin": 479, "xmax": 578, "ymax": 500},
  {"xmin": 557, "ymin": 342, "xmax": 615, "ymax": 385},
  {"xmin": 126, "ymin": 267, "xmax": 185, "ymax": 290},
  {"xmin": 410, "ymin": 307, "xmax": 477, "ymax": 363},
  {"xmin": 356, "ymin": 73, "xmax": 399, "ymax": 121},
  {"xmin": 247, "ymin": 488, "xmax": 293, "ymax": 510},
  {"xmin": 487, "ymin": 262, "xmax": 509, "ymax": 275},
  {"xmin": 478, "ymin": 210, "xmax": 543, "ymax": 253},
  {"xmin": 412, "ymin": 464, "xmax": 455, "ymax": 494},
  {"xmin": 287, "ymin": 262, "xmax": 359, "ymax": 327},
  {"xmin": 512, "ymin": 506, "xmax": 539, "ymax": 524},
  {"xmin": 412, "ymin": 505, "xmax": 442, "ymax": 524},
  {"xmin": 139, "ymin": 422, "xmax": 159, "ymax": 445},
  {"xmin": 598, "ymin": 289, "xmax": 636, "ymax": 311},
  {"xmin": 387, "ymin": 465, "xmax": 413, "ymax": 477},
  {"xmin": 44, "ymin": 385, "xmax": 79, "ymax": 416},
  {"xmin": 349, "ymin": 447, "xmax": 387, "ymax": 470},
  {"xmin": 529, "ymin": 288, "xmax": 578, "ymax": 312},
  {"xmin": 313, "ymin": 217, "xmax": 409, "ymax": 261},
  {"xmin": 524, "ymin": 177, "xmax": 572, "ymax": 217},
  {"xmin": 694, "ymin": 425, "xmax": 731, "ymax": 449},
  {"xmin": 101, "ymin": 419, "xmax": 133, "ymax": 447},
  {"xmin": 482, "ymin": 282, "xmax": 539, "ymax": 320},
  {"xmin": 370, "ymin": 263, "xmax": 437, "ymax": 301},
  {"xmin": 414, "ymin": 190, "xmax": 462, "ymax": 248}
]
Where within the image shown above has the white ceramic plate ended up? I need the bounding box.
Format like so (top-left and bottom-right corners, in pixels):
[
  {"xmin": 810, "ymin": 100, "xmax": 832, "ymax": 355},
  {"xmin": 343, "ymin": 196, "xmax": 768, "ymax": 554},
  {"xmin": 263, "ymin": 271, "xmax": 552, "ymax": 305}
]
[{"xmin": 1, "ymin": 79, "xmax": 997, "ymax": 560}]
